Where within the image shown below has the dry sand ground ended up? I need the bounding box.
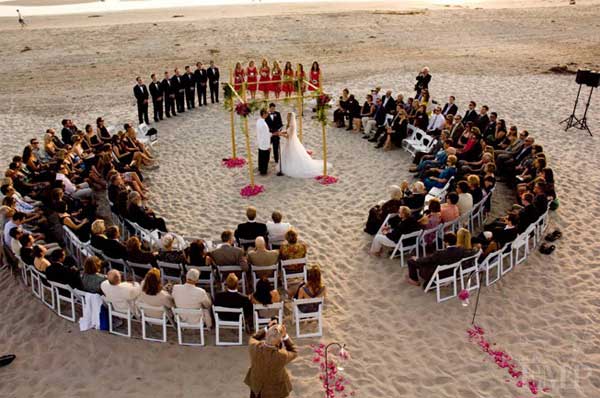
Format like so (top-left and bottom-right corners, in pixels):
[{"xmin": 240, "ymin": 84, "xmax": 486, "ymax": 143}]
[{"xmin": 0, "ymin": 1, "xmax": 600, "ymax": 397}]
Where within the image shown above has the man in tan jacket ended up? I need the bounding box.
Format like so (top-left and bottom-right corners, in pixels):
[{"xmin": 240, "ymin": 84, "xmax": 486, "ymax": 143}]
[
  {"xmin": 248, "ymin": 237, "xmax": 279, "ymax": 267},
  {"xmin": 244, "ymin": 321, "xmax": 298, "ymax": 398}
]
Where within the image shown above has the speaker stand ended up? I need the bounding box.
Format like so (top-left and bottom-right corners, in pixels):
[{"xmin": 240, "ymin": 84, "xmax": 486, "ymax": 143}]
[{"xmin": 561, "ymin": 85, "xmax": 593, "ymax": 137}]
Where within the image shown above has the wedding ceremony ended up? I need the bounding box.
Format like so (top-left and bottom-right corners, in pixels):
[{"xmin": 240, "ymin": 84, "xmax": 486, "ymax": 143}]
[{"xmin": 0, "ymin": 0, "xmax": 599, "ymax": 397}]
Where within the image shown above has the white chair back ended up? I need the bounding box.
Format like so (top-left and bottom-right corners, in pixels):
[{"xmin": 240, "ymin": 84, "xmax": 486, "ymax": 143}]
[
  {"xmin": 216, "ymin": 265, "xmax": 247, "ymax": 295},
  {"xmin": 424, "ymin": 259, "xmax": 461, "ymax": 303},
  {"xmin": 49, "ymin": 281, "xmax": 76, "ymax": 322},
  {"xmin": 139, "ymin": 303, "xmax": 170, "ymax": 343},
  {"xmin": 213, "ymin": 306, "xmax": 244, "ymax": 346},
  {"xmin": 280, "ymin": 257, "xmax": 308, "ymax": 291},
  {"xmin": 292, "ymin": 298, "xmax": 324, "ymax": 338},
  {"xmin": 251, "ymin": 263, "xmax": 279, "ymax": 291},
  {"xmin": 253, "ymin": 302, "xmax": 284, "ymax": 332},
  {"xmin": 173, "ymin": 308, "xmax": 205, "ymax": 346}
]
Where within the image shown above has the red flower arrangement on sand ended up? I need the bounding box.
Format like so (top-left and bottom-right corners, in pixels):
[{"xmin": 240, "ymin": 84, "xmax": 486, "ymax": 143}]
[
  {"xmin": 311, "ymin": 344, "xmax": 355, "ymax": 398},
  {"xmin": 235, "ymin": 102, "xmax": 251, "ymax": 117},
  {"xmin": 240, "ymin": 184, "xmax": 264, "ymax": 197},
  {"xmin": 222, "ymin": 157, "xmax": 246, "ymax": 168},
  {"xmin": 315, "ymin": 175, "xmax": 338, "ymax": 185},
  {"xmin": 458, "ymin": 289, "xmax": 470, "ymax": 302},
  {"xmin": 467, "ymin": 325, "xmax": 551, "ymax": 396}
]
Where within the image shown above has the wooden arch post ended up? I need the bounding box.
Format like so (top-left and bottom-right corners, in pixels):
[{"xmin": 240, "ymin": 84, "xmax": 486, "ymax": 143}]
[
  {"xmin": 296, "ymin": 64, "xmax": 304, "ymax": 143},
  {"xmin": 241, "ymin": 82, "xmax": 255, "ymax": 188},
  {"xmin": 228, "ymin": 68, "xmax": 237, "ymax": 159}
]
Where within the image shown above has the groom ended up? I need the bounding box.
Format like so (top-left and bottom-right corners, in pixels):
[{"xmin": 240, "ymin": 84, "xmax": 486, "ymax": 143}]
[
  {"xmin": 265, "ymin": 103, "xmax": 283, "ymax": 163},
  {"xmin": 256, "ymin": 109, "xmax": 273, "ymax": 175}
]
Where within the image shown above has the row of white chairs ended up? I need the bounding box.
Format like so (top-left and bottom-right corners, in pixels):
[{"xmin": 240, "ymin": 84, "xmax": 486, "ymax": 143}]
[{"xmin": 402, "ymin": 125, "xmax": 438, "ymax": 158}]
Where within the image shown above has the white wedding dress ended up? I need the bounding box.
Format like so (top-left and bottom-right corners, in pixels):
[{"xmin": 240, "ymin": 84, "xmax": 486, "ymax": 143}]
[{"xmin": 280, "ymin": 112, "xmax": 330, "ymax": 178}]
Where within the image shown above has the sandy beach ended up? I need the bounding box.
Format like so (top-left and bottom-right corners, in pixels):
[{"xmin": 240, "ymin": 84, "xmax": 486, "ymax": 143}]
[{"xmin": 1, "ymin": 1, "xmax": 600, "ymax": 397}]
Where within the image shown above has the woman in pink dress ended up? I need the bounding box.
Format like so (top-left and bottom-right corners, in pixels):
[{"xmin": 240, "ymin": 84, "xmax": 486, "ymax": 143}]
[
  {"xmin": 309, "ymin": 61, "xmax": 321, "ymax": 92},
  {"xmin": 233, "ymin": 62, "xmax": 245, "ymax": 93},
  {"xmin": 258, "ymin": 59, "xmax": 271, "ymax": 99},
  {"xmin": 271, "ymin": 60, "xmax": 282, "ymax": 99},
  {"xmin": 282, "ymin": 61, "xmax": 294, "ymax": 97},
  {"xmin": 246, "ymin": 60, "xmax": 258, "ymax": 99}
]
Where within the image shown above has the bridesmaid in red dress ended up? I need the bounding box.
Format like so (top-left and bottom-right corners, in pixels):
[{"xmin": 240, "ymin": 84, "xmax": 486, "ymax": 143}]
[
  {"xmin": 309, "ymin": 61, "xmax": 321, "ymax": 92},
  {"xmin": 296, "ymin": 63, "xmax": 306, "ymax": 93},
  {"xmin": 258, "ymin": 59, "xmax": 271, "ymax": 99},
  {"xmin": 271, "ymin": 60, "xmax": 282, "ymax": 99},
  {"xmin": 282, "ymin": 61, "xmax": 294, "ymax": 97},
  {"xmin": 246, "ymin": 60, "xmax": 258, "ymax": 99},
  {"xmin": 233, "ymin": 62, "xmax": 245, "ymax": 93}
]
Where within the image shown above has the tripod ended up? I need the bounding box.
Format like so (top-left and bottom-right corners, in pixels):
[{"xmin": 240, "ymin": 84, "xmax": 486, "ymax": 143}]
[{"xmin": 561, "ymin": 84, "xmax": 594, "ymax": 137}]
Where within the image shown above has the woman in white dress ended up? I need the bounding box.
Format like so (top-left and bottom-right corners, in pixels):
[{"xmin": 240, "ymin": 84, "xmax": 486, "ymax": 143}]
[{"xmin": 280, "ymin": 112, "xmax": 330, "ymax": 178}]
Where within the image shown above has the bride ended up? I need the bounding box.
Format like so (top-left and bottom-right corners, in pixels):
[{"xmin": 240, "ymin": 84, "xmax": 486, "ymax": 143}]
[{"xmin": 279, "ymin": 112, "xmax": 330, "ymax": 178}]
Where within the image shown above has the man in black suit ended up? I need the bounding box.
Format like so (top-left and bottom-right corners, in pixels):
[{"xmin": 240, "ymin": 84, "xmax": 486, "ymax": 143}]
[
  {"xmin": 406, "ymin": 232, "xmax": 477, "ymax": 287},
  {"xmin": 182, "ymin": 65, "xmax": 196, "ymax": 110},
  {"xmin": 214, "ymin": 273, "xmax": 252, "ymax": 324},
  {"xmin": 133, "ymin": 76, "xmax": 150, "ymax": 125},
  {"xmin": 149, "ymin": 73, "xmax": 163, "ymax": 122},
  {"xmin": 463, "ymin": 101, "xmax": 478, "ymax": 125},
  {"xmin": 161, "ymin": 71, "xmax": 176, "ymax": 118},
  {"xmin": 533, "ymin": 182, "xmax": 549, "ymax": 215},
  {"xmin": 102, "ymin": 226, "xmax": 128, "ymax": 259},
  {"xmin": 207, "ymin": 60, "xmax": 220, "ymax": 103},
  {"xmin": 45, "ymin": 249, "xmax": 83, "ymax": 289},
  {"xmin": 517, "ymin": 193, "xmax": 538, "ymax": 233},
  {"xmin": 483, "ymin": 112, "xmax": 497, "ymax": 142},
  {"xmin": 442, "ymin": 95, "xmax": 458, "ymax": 116},
  {"xmin": 172, "ymin": 68, "xmax": 185, "ymax": 113},
  {"xmin": 235, "ymin": 206, "xmax": 268, "ymax": 248},
  {"xmin": 60, "ymin": 119, "xmax": 74, "ymax": 146},
  {"xmin": 476, "ymin": 105, "xmax": 490, "ymax": 132},
  {"xmin": 345, "ymin": 94, "xmax": 360, "ymax": 131},
  {"xmin": 381, "ymin": 90, "xmax": 396, "ymax": 115},
  {"xmin": 414, "ymin": 66, "xmax": 431, "ymax": 96},
  {"xmin": 194, "ymin": 62, "xmax": 208, "ymax": 106},
  {"xmin": 265, "ymin": 103, "xmax": 283, "ymax": 164}
]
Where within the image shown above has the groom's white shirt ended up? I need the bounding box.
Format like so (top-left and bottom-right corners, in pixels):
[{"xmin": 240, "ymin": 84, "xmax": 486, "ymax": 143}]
[{"xmin": 256, "ymin": 118, "xmax": 271, "ymax": 151}]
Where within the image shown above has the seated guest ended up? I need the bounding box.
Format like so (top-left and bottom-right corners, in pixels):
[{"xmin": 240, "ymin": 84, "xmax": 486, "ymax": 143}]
[
  {"xmin": 59, "ymin": 211, "xmax": 90, "ymax": 242},
  {"xmin": 81, "ymin": 256, "xmax": 107, "ymax": 294},
  {"xmin": 402, "ymin": 181, "xmax": 427, "ymax": 211},
  {"xmin": 279, "ymin": 229, "xmax": 307, "ymax": 261},
  {"xmin": 473, "ymin": 231, "xmax": 499, "ymax": 261},
  {"xmin": 208, "ymin": 230, "xmax": 248, "ymax": 271},
  {"xmin": 467, "ymin": 174, "xmax": 484, "ymax": 205},
  {"xmin": 426, "ymin": 106, "xmax": 445, "ymax": 136},
  {"xmin": 516, "ymin": 192, "xmax": 538, "ymax": 233},
  {"xmin": 296, "ymin": 265, "xmax": 326, "ymax": 312},
  {"xmin": 214, "ymin": 273, "xmax": 252, "ymax": 323},
  {"xmin": 359, "ymin": 94, "xmax": 376, "ymax": 132},
  {"xmin": 409, "ymin": 139, "xmax": 452, "ymax": 176},
  {"xmin": 172, "ymin": 268, "xmax": 213, "ymax": 328},
  {"xmin": 138, "ymin": 268, "xmax": 174, "ymax": 318},
  {"xmin": 456, "ymin": 181, "xmax": 473, "ymax": 215},
  {"xmin": 441, "ymin": 192, "xmax": 460, "ymax": 223},
  {"xmin": 345, "ymin": 94, "xmax": 361, "ymax": 131},
  {"xmin": 9, "ymin": 227, "xmax": 24, "ymax": 256},
  {"xmin": 457, "ymin": 128, "xmax": 483, "ymax": 162},
  {"xmin": 533, "ymin": 181, "xmax": 549, "ymax": 215},
  {"xmin": 406, "ymin": 232, "xmax": 477, "ymax": 287},
  {"xmin": 126, "ymin": 236, "xmax": 157, "ymax": 266},
  {"xmin": 486, "ymin": 213, "xmax": 519, "ymax": 247},
  {"xmin": 101, "ymin": 269, "xmax": 142, "ymax": 315},
  {"xmin": 33, "ymin": 245, "xmax": 51, "ymax": 272},
  {"xmin": 90, "ymin": 219, "xmax": 108, "ymax": 252},
  {"xmin": 18, "ymin": 233, "xmax": 35, "ymax": 265},
  {"xmin": 55, "ymin": 163, "xmax": 93, "ymax": 200},
  {"xmin": 459, "ymin": 152, "xmax": 493, "ymax": 177},
  {"xmin": 102, "ymin": 226, "xmax": 127, "ymax": 259},
  {"xmin": 424, "ymin": 155, "xmax": 457, "ymax": 191},
  {"xmin": 266, "ymin": 211, "xmax": 291, "ymax": 246},
  {"xmin": 378, "ymin": 107, "xmax": 409, "ymax": 149},
  {"xmin": 413, "ymin": 104, "xmax": 429, "ymax": 131},
  {"xmin": 419, "ymin": 199, "xmax": 442, "ymax": 246},
  {"xmin": 333, "ymin": 89, "xmax": 349, "ymax": 128},
  {"xmin": 235, "ymin": 206, "xmax": 268, "ymax": 249},
  {"xmin": 456, "ymin": 228, "xmax": 472, "ymax": 249},
  {"xmin": 250, "ymin": 277, "xmax": 282, "ymax": 319},
  {"xmin": 127, "ymin": 191, "xmax": 168, "ymax": 232},
  {"xmin": 365, "ymin": 185, "xmax": 404, "ymax": 235},
  {"xmin": 158, "ymin": 233, "xmax": 186, "ymax": 264},
  {"xmin": 45, "ymin": 249, "xmax": 83, "ymax": 289},
  {"xmin": 248, "ymin": 237, "xmax": 279, "ymax": 268},
  {"xmin": 369, "ymin": 206, "xmax": 421, "ymax": 256}
]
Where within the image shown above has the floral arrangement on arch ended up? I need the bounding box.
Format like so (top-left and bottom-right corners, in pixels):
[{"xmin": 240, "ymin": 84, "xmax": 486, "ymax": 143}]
[
  {"xmin": 235, "ymin": 100, "xmax": 265, "ymax": 118},
  {"xmin": 316, "ymin": 92, "xmax": 332, "ymax": 126}
]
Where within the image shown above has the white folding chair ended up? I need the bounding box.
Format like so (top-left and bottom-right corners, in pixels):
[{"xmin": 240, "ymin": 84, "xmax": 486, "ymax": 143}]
[
  {"xmin": 193, "ymin": 265, "xmax": 215, "ymax": 298},
  {"xmin": 500, "ymin": 242, "xmax": 514, "ymax": 275},
  {"xmin": 217, "ymin": 265, "xmax": 247, "ymax": 295},
  {"xmin": 104, "ymin": 256, "xmax": 130, "ymax": 280},
  {"xmin": 29, "ymin": 266, "xmax": 41, "ymax": 298},
  {"xmin": 49, "ymin": 281, "xmax": 76, "ymax": 322},
  {"xmin": 139, "ymin": 303, "xmax": 170, "ymax": 343},
  {"xmin": 105, "ymin": 299, "xmax": 133, "ymax": 338},
  {"xmin": 173, "ymin": 308, "xmax": 206, "ymax": 346},
  {"xmin": 280, "ymin": 258, "xmax": 308, "ymax": 292},
  {"xmin": 418, "ymin": 225, "xmax": 441, "ymax": 256},
  {"xmin": 251, "ymin": 263, "xmax": 279, "ymax": 291},
  {"xmin": 39, "ymin": 272, "xmax": 56, "ymax": 310},
  {"xmin": 72, "ymin": 288, "xmax": 88, "ymax": 314},
  {"xmin": 390, "ymin": 229, "xmax": 422, "ymax": 265},
  {"xmin": 88, "ymin": 245, "xmax": 105, "ymax": 260},
  {"xmin": 16, "ymin": 255, "xmax": 30, "ymax": 287},
  {"xmin": 253, "ymin": 302, "xmax": 284, "ymax": 332},
  {"xmin": 157, "ymin": 260, "xmax": 183, "ymax": 285},
  {"xmin": 427, "ymin": 176, "xmax": 455, "ymax": 203},
  {"xmin": 513, "ymin": 231, "xmax": 530, "ymax": 266},
  {"xmin": 478, "ymin": 250, "xmax": 502, "ymax": 286},
  {"xmin": 458, "ymin": 250, "xmax": 482, "ymax": 292},
  {"xmin": 292, "ymin": 298, "xmax": 324, "ymax": 338},
  {"xmin": 127, "ymin": 261, "xmax": 153, "ymax": 282},
  {"xmin": 424, "ymin": 260, "xmax": 461, "ymax": 303},
  {"xmin": 213, "ymin": 306, "xmax": 244, "ymax": 346}
]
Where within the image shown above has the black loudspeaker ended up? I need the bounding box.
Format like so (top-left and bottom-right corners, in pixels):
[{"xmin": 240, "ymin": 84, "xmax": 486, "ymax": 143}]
[{"xmin": 576, "ymin": 69, "xmax": 600, "ymax": 88}]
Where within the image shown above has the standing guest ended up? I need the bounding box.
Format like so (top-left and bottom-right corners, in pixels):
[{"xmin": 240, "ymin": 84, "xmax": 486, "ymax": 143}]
[
  {"xmin": 463, "ymin": 101, "xmax": 478, "ymax": 125},
  {"xmin": 149, "ymin": 74, "xmax": 163, "ymax": 123},
  {"xmin": 183, "ymin": 65, "xmax": 196, "ymax": 110},
  {"xmin": 101, "ymin": 269, "xmax": 142, "ymax": 315},
  {"xmin": 256, "ymin": 109, "xmax": 271, "ymax": 176},
  {"xmin": 244, "ymin": 321, "xmax": 298, "ymax": 398},
  {"xmin": 172, "ymin": 68, "xmax": 185, "ymax": 113},
  {"xmin": 17, "ymin": 9, "xmax": 26, "ymax": 28},
  {"xmin": 133, "ymin": 77, "xmax": 150, "ymax": 125},
  {"xmin": 282, "ymin": 61, "xmax": 294, "ymax": 98},
  {"xmin": 233, "ymin": 62, "xmax": 245, "ymax": 93},
  {"xmin": 259, "ymin": 59, "xmax": 271, "ymax": 99},
  {"xmin": 172, "ymin": 268, "xmax": 213, "ymax": 328},
  {"xmin": 308, "ymin": 61, "xmax": 321, "ymax": 91},
  {"xmin": 209, "ymin": 230, "xmax": 248, "ymax": 271},
  {"xmin": 414, "ymin": 66, "xmax": 431, "ymax": 96},
  {"xmin": 246, "ymin": 60, "xmax": 258, "ymax": 99},
  {"xmin": 265, "ymin": 103, "xmax": 283, "ymax": 164},
  {"xmin": 271, "ymin": 61, "xmax": 282, "ymax": 99},
  {"xmin": 81, "ymin": 256, "xmax": 106, "ymax": 294},
  {"xmin": 442, "ymin": 96, "xmax": 458, "ymax": 117},
  {"xmin": 207, "ymin": 60, "xmax": 220, "ymax": 103},
  {"xmin": 194, "ymin": 62, "xmax": 208, "ymax": 106},
  {"xmin": 161, "ymin": 71, "xmax": 176, "ymax": 117},
  {"xmin": 235, "ymin": 206, "xmax": 269, "ymax": 248},
  {"xmin": 266, "ymin": 211, "xmax": 291, "ymax": 246}
]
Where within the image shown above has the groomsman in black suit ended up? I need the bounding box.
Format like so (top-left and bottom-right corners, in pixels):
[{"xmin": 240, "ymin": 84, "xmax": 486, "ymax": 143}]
[
  {"xmin": 207, "ymin": 60, "xmax": 220, "ymax": 103},
  {"xmin": 463, "ymin": 101, "xmax": 478, "ymax": 125},
  {"xmin": 442, "ymin": 96, "xmax": 458, "ymax": 116},
  {"xmin": 172, "ymin": 68, "xmax": 185, "ymax": 113},
  {"xmin": 161, "ymin": 71, "xmax": 176, "ymax": 118},
  {"xmin": 382, "ymin": 90, "xmax": 396, "ymax": 115},
  {"xmin": 149, "ymin": 74, "xmax": 163, "ymax": 122},
  {"xmin": 183, "ymin": 65, "xmax": 196, "ymax": 110},
  {"xmin": 265, "ymin": 103, "xmax": 283, "ymax": 164},
  {"xmin": 133, "ymin": 76, "xmax": 150, "ymax": 125},
  {"xmin": 194, "ymin": 62, "xmax": 208, "ymax": 106}
]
